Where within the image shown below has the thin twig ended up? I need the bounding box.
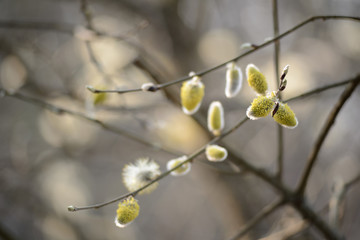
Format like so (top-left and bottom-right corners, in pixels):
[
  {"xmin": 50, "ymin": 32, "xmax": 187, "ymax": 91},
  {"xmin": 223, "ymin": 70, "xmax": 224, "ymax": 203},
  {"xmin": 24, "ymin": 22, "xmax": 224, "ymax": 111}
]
[
  {"xmin": 272, "ymin": 0, "xmax": 284, "ymax": 182},
  {"xmin": 272, "ymin": 0, "xmax": 280, "ymax": 86},
  {"xmin": 284, "ymin": 76, "xmax": 360, "ymax": 103},
  {"xmin": 345, "ymin": 173, "xmax": 360, "ymax": 190},
  {"xmin": 296, "ymin": 76, "xmax": 360, "ymax": 195},
  {"xmin": 84, "ymin": 41, "xmax": 114, "ymax": 84},
  {"xmin": 79, "ymin": 0, "xmax": 94, "ymax": 29},
  {"xmin": 86, "ymin": 15, "xmax": 360, "ymax": 94},
  {"xmin": 0, "ymin": 20, "xmax": 74, "ymax": 34},
  {"xmin": 0, "ymin": 88, "xmax": 179, "ymax": 156},
  {"xmin": 228, "ymin": 199, "xmax": 285, "ymax": 240},
  {"xmin": 0, "ymin": 20, "xmax": 147, "ymax": 46},
  {"xmin": 329, "ymin": 178, "xmax": 346, "ymax": 230},
  {"xmin": 79, "ymin": 0, "xmax": 116, "ymax": 85}
]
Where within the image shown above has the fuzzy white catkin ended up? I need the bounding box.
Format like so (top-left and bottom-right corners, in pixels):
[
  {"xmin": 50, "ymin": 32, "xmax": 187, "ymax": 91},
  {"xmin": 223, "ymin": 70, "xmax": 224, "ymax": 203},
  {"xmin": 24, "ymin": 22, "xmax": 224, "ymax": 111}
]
[
  {"xmin": 225, "ymin": 63, "xmax": 243, "ymax": 98},
  {"xmin": 205, "ymin": 145, "xmax": 228, "ymax": 162},
  {"xmin": 207, "ymin": 101, "xmax": 224, "ymax": 136}
]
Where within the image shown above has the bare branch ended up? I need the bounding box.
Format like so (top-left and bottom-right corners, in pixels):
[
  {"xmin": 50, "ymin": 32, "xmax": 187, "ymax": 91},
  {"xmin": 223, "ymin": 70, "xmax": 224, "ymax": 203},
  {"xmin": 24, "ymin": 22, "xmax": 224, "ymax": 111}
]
[
  {"xmin": 271, "ymin": 0, "xmax": 284, "ymax": 182},
  {"xmin": 79, "ymin": 0, "xmax": 94, "ymax": 29},
  {"xmin": 296, "ymin": 76, "xmax": 360, "ymax": 195},
  {"xmin": 284, "ymin": 76, "xmax": 360, "ymax": 103},
  {"xmin": 228, "ymin": 199, "xmax": 285, "ymax": 240}
]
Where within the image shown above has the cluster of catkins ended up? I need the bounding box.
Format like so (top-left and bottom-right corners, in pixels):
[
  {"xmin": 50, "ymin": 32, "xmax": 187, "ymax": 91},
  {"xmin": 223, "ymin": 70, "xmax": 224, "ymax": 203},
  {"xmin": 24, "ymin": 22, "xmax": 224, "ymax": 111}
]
[
  {"xmin": 180, "ymin": 62, "xmax": 298, "ymax": 128},
  {"xmin": 115, "ymin": 63, "xmax": 298, "ymax": 228}
]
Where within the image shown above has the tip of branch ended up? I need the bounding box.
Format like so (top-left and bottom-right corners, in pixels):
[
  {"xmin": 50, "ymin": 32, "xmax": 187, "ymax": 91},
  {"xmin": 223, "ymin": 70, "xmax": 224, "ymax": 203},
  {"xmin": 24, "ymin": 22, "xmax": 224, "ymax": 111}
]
[
  {"xmin": 67, "ymin": 205, "xmax": 77, "ymax": 212},
  {"xmin": 86, "ymin": 85, "xmax": 96, "ymax": 93}
]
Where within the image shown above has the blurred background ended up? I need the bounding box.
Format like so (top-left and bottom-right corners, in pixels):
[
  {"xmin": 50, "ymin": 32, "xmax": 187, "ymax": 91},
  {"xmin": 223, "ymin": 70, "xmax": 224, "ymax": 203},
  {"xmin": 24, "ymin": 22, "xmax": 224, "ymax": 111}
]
[{"xmin": 0, "ymin": 0, "xmax": 360, "ymax": 239}]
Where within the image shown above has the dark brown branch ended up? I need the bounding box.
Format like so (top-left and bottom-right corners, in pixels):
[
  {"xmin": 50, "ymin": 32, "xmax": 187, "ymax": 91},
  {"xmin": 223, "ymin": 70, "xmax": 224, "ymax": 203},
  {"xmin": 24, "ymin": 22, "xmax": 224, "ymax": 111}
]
[
  {"xmin": 0, "ymin": 20, "xmax": 74, "ymax": 34},
  {"xmin": 228, "ymin": 199, "xmax": 285, "ymax": 240},
  {"xmin": 296, "ymin": 76, "xmax": 360, "ymax": 195},
  {"xmin": 284, "ymin": 76, "xmax": 360, "ymax": 103},
  {"xmin": 272, "ymin": 0, "xmax": 284, "ymax": 181}
]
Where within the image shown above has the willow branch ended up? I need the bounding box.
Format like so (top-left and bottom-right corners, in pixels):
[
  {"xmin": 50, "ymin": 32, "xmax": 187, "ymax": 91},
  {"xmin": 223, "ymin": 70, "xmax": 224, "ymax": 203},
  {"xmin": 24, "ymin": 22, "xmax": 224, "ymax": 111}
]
[
  {"xmin": 228, "ymin": 199, "xmax": 285, "ymax": 240},
  {"xmin": 284, "ymin": 76, "xmax": 360, "ymax": 103},
  {"xmin": 272, "ymin": 0, "xmax": 284, "ymax": 181},
  {"xmin": 0, "ymin": 20, "xmax": 74, "ymax": 34},
  {"xmin": 79, "ymin": 0, "xmax": 116, "ymax": 85},
  {"xmin": 86, "ymin": 15, "xmax": 360, "ymax": 94},
  {"xmin": 296, "ymin": 76, "xmax": 360, "ymax": 195}
]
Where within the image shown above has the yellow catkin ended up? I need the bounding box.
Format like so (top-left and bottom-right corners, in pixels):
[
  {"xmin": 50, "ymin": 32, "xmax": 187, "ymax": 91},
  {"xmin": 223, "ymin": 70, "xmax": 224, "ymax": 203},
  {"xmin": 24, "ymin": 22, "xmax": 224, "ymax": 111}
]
[
  {"xmin": 92, "ymin": 86, "xmax": 108, "ymax": 105},
  {"xmin": 273, "ymin": 103, "xmax": 298, "ymax": 128},
  {"xmin": 167, "ymin": 156, "xmax": 191, "ymax": 176},
  {"xmin": 93, "ymin": 92, "xmax": 107, "ymax": 105},
  {"xmin": 246, "ymin": 96, "xmax": 275, "ymax": 119},
  {"xmin": 205, "ymin": 145, "xmax": 228, "ymax": 162},
  {"xmin": 115, "ymin": 197, "xmax": 140, "ymax": 228},
  {"xmin": 246, "ymin": 64, "xmax": 268, "ymax": 95},
  {"xmin": 180, "ymin": 77, "xmax": 205, "ymax": 115}
]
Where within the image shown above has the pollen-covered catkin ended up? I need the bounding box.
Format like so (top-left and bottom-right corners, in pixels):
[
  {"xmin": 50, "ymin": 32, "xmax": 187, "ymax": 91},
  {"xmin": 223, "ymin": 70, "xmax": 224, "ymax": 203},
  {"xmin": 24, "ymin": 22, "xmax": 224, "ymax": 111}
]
[
  {"xmin": 246, "ymin": 95, "xmax": 275, "ymax": 120},
  {"xmin": 114, "ymin": 196, "xmax": 140, "ymax": 228},
  {"xmin": 273, "ymin": 103, "xmax": 298, "ymax": 129},
  {"xmin": 246, "ymin": 64, "xmax": 268, "ymax": 95},
  {"xmin": 180, "ymin": 76, "xmax": 205, "ymax": 115}
]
